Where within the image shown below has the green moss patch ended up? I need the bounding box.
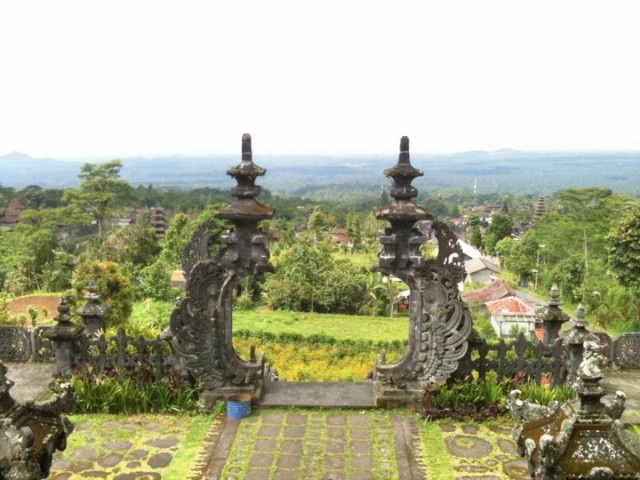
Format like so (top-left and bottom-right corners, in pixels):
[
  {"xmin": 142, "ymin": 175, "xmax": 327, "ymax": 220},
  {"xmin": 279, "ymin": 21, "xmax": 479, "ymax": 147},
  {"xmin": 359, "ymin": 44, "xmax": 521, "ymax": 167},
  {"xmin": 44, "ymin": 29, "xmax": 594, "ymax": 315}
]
[{"xmin": 49, "ymin": 414, "xmax": 217, "ymax": 479}]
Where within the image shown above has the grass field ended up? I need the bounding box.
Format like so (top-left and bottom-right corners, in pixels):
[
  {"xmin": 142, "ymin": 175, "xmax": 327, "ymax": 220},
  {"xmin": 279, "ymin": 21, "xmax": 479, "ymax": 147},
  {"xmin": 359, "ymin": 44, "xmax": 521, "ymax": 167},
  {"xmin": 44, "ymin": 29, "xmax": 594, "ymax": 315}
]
[{"xmin": 234, "ymin": 309, "xmax": 410, "ymax": 343}]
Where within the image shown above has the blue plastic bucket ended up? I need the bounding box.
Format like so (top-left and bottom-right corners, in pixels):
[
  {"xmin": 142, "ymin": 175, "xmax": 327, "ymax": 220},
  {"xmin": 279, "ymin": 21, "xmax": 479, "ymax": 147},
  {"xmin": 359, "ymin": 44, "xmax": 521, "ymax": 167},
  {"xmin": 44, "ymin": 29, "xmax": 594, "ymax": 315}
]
[{"xmin": 227, "ymin": 394, "xmax": 252, "ymax": 419}]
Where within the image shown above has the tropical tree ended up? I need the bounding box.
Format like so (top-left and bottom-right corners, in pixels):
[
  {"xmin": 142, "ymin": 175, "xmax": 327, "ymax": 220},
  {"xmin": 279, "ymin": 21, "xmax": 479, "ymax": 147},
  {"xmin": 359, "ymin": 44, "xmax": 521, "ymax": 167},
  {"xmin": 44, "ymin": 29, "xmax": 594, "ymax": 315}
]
[
  {"xmin": 99, "ymin": 213, "xmax": 161, "ymax": 268},
  {"xmin": 63, "ymin": 160, "xmax": 134, "ymax": 235},
  {"xmin": 483, "ymin": 213, "xmax": 513, "ymax": 255},
  {"xmin": 607, "ymin": 207, "xmax": 640, "ymax": 291}
]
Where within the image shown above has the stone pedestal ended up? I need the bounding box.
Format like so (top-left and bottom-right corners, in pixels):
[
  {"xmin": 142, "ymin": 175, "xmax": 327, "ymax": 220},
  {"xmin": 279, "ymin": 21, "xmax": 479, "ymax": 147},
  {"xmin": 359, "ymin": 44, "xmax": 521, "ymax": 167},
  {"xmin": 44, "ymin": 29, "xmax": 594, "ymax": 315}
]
[
  {"xmin": 511, "ymin": 340, "xmax": 640, "ymax": 479},
  {"xmin": 0, "ymin": 361, "xmax": 74, "ymax": 479}
]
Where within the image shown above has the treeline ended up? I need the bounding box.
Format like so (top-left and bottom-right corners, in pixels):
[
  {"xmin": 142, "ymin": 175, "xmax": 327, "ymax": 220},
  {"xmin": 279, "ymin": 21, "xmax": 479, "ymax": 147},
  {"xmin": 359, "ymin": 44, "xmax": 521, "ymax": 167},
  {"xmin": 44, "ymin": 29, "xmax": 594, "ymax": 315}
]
[{"xmin": 2, "ymin": 160, "xmax": 640, "ymax": 335}]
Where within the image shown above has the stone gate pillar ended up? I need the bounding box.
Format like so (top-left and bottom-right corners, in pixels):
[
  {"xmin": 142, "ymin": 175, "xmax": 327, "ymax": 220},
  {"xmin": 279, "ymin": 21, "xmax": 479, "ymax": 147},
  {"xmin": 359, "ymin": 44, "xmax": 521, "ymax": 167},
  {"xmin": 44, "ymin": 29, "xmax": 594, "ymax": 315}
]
[
  {"xmin": 170, "ymin": 133, "xmax": 273, "ymax": 406},
  {"xmin": 373, "ymin": 137, "xmax": 472, "ymax": 407}
]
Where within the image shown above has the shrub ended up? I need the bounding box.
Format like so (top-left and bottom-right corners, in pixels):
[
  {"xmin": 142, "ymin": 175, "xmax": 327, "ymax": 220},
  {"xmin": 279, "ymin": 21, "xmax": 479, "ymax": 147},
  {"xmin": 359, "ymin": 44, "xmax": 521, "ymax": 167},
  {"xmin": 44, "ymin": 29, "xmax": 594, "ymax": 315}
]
[
  {"xmin": 68, "ymin": 365, "xmax": 199, "ymax": 414},
  {"xmin": 72, "ymin": 260, "xmax": 133, "ymax": 328},
  {"xmin": 417, "ymin": 373, "xmax": 575, "ymax": 422}
]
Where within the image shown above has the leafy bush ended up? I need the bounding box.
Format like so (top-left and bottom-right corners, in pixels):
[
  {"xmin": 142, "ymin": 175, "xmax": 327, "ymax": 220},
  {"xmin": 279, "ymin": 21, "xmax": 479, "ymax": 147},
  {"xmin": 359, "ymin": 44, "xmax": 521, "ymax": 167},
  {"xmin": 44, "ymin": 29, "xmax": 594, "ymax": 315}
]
[
  {"xmin": 518, "ymin": 383, "xmax": 574, "ymax": 405},
  {"xmin": 417, "ymin": 373, "xmax": 575, "ymax": 422},
  {"xmin": 0, "ymin": 293, "xmax": 9, "ymax": 324},
  {"xmin": 72, "ymin": 260, "xmax": 133, "ymax": 328},
  {"xmin": 68, "ymin": 365, "xmax": 199, "ymax": 414}
]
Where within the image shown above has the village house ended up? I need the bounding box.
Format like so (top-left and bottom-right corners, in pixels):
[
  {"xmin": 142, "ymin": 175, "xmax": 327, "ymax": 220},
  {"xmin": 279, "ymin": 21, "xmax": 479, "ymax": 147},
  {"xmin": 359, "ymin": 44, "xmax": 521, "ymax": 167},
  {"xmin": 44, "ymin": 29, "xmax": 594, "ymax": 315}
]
[
  {"xmin": 485, "ymin": 296, "xmax": 539, "ymax": 338},
  {"xmin": 463, "ymin": 257, "xmax": 500, "ymax": 284}
]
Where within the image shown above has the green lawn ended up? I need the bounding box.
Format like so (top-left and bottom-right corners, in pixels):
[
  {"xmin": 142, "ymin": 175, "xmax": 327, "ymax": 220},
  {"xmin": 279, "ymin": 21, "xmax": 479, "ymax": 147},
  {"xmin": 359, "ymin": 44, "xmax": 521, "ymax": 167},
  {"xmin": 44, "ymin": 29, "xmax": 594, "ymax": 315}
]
[{"xmin": 234, "ymin": 309, "xmax": 410, "ymax": 343}]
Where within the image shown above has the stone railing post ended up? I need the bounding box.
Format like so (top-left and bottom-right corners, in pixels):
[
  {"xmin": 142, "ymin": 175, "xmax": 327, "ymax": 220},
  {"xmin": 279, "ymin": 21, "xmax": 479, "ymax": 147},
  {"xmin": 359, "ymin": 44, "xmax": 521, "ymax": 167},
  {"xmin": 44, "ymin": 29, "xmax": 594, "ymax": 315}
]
[
  {"xmin": 75, "ymin": 279, "xmax": 110, "ymax": 338},
  {"xmin": 535, "ymin": 284, "xmax": 569, "ymax": 346},
  {"xmin": 563, "ymin": 303, "xmax": 598, "ymax": 385},
  {"xmin": 44, "ymin": 298, "xmax": 84, "ymax": 379}
]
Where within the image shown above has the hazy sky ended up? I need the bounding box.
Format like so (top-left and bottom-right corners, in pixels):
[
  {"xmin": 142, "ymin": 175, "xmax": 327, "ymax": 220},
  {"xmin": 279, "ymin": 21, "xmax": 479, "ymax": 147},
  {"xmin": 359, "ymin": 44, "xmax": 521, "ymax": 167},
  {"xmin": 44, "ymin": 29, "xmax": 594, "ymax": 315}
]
[{"xmin": 1, "ymin": 1, "xmax": 639, "ymax": 158}]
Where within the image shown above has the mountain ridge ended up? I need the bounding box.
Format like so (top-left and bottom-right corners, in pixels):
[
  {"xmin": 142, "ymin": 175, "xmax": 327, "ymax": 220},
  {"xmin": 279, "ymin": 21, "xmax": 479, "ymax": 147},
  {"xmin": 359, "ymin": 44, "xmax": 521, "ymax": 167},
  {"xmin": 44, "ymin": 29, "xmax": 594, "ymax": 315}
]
[{"xmin": 2, "ymin": 150, "xmax": 639, "ymax": 195}]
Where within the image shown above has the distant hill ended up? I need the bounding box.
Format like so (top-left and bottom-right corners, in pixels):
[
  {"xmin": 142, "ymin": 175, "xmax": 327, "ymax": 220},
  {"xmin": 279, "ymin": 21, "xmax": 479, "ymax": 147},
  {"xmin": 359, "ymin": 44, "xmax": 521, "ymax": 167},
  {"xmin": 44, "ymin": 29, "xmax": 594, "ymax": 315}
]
[{"xmin": 1, "ymin": 150, "xmax": 639, "ymax": 196}]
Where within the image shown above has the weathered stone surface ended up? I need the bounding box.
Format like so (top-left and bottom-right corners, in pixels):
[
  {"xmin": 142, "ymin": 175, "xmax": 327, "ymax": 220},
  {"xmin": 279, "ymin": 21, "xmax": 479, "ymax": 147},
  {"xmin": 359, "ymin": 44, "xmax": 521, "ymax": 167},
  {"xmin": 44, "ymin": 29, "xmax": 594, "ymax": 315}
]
[
  {"xmin": 350, "ymin": 427, "xmax": 369, "ymax": 440},
  {"xmin": 113, "ymin": 473, "xmax": 161, "ymax": 480},
  {"xmin": 102, "ymin": 440, "xmax": 133, "ymax": 451},
  {"xmin": 282, "ymin": 425, "xmax": 305, "ymax": 438},
  {"xmin": 350, "ymin": 441, "xmax": 372, "ymax": 454},
  {"xmin": 146, "ymin": 452, "xmax": 173, "ymax": 469},
  {"xmin": 498, "ymin": 438, "xmax": 518, "ymax": 455},
  {"xmin": 254, "ymin": 439, "xmax": 278, "ymax": 452},
  {"xmin": 262, "ymin": 412, "xmax": 285, "ymax": 424},
  {"xmin": 258, "ymin": 425, "xmax": 280, "ymax": 437},
  {"xmin": 69, "ymin": 460, "xmax": 94, "ymax": 472},
  {"xmin": 445, "ymin": 436, "xmax": 492, "ymax": 458},
  {"xmin": 277, "ymin": 454, "xmax": 301, "ymax": 468},
  {"xmin": 280, "ymin": 439, "xmax": 302, "ymax": 453},
  {"xmin": 82, "ymin": 470, "xmax": 109, "ymax": 478},
  {"xmin": 324, "ymin": 454, "xmax": 346, "ymax": 470},
  {"xmin": 144, "ymin": 437, "xmax": 179, "ymax": 448},
  {"xmin": 244, "ymin": 470, "xmax": 271, "ymax": 480},
  {"xmin": 285, "ymin": 413, "xmax": 307, "ymax": 425},
  {"xmin": 351, "ymin": 455, "xmax": 374, "ymax": 469},
  {"xmin": 462, "ymin": 424, "xmax": 479, "ymax": 434},
  {"xmin": 127, "ymin": 449, "xmax": 149, "ymax": 460},
  {"xmin": 71, "ymin": 446, "xmax": 99, "ymax": 461},
  {"xmin": 502, "ymin": 459, "xmax": 530, "ymax": 480},
  {"xmin": 249, "ymin": 453, "xmax": 274, "ymax": 468},
  {"xmin": 98, "ymin": 453, "xmax": 123, "ymax": 468}
]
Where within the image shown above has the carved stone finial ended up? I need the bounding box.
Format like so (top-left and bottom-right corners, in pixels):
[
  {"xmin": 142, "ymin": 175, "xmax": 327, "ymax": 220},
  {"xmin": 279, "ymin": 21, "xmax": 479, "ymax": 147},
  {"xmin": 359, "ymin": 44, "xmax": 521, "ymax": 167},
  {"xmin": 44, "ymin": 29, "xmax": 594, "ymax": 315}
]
[
  {"xmin": 399, "ymin": 136, "xmax": 410, "ymax": 165},
  {"xmin": 55, "ymin": 298, "xmax": 72, "ymax": 325},
  {"xmin": 549, "ymin": 284, "xmax": 561, "ymax": 306},
  {"xmin": 382, "ymin": 136, "xmax": 424, "ymax": 202},
  {"xmin": 575, "ymin": 303, "xmax": 588, "ymax": 328},
  {"xmin": 536, "ymin": 283, "xmax": 570, "ymax": 345},
  {"xmin": 242, "ymin": 132, "xmax": 252, "ymax": 161}
]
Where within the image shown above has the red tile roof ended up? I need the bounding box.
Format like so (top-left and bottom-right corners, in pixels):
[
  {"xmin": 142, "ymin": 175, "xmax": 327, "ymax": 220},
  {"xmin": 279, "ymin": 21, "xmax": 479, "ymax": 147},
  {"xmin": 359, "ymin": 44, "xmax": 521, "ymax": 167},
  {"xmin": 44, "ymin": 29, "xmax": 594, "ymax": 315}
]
[
  {"xmin": 485, "ymin": 296, "xmax": 534, "ymax": 314},
  {"xmin": 462, "ymin": 279, "xmax": 515, "ymax": 305}
]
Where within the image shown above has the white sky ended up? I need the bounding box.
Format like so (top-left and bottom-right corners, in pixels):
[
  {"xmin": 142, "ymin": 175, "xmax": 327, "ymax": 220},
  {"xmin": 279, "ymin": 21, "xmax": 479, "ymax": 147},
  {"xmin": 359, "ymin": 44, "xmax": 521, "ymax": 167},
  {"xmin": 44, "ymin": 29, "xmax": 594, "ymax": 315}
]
[{"xmin": 1, "ymin": 0, "xmax": 639, "ymax": 158}]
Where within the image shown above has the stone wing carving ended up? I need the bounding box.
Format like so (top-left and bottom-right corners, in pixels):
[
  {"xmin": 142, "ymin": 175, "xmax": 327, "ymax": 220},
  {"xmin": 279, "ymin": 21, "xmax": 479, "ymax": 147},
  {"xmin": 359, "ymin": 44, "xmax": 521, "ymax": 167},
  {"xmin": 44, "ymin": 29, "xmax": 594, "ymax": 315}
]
[
  {"xmin": 418, "ymin": 265, "xmax": 473, "ymax": 382},
  {"xmin": 169, "ymin": 259, "xmax": 226, "ymax": 389}
]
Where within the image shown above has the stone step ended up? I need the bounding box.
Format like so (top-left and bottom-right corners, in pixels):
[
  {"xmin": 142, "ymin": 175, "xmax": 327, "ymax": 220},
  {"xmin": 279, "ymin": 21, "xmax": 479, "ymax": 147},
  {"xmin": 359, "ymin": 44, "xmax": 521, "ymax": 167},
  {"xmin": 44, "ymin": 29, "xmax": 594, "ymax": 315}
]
[{"xmin": 259, "ymin": 381, "xmax": 376, "ymax": 408}]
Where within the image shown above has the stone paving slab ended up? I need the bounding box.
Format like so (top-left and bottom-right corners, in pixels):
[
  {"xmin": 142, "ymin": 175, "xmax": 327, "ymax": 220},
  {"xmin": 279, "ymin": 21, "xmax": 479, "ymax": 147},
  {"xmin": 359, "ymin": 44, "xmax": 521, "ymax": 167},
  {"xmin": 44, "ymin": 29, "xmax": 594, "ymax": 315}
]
[
  {"xmin": 214, "ymin": 409, "xmax": 424, "ymax": 479},
  {"xmin": 260, "ymin": 382, "xmax": 376, "ymax": 408},
  {"xmin": 4, "ymin": 361, "xmax": 55, "ymax": 402},
  {"xmin": 602, "ymin": 368, "xmax": 640, "ymax": 424}
]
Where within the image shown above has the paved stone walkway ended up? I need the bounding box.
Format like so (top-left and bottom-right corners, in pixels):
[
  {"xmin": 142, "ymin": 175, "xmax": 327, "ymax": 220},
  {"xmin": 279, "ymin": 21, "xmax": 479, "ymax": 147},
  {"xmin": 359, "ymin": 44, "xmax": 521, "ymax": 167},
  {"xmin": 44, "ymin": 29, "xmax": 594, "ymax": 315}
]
[
  {"xmin": 3, "ymin": 362, "xmax": 640, "ymax": 478},
  {"xmin": 260, "ymin": 382, "xmax": 375, "ymax": 408},
  {"xmin": 202, "ymin": 411, "xmax": 423, "ymax": 479}
]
